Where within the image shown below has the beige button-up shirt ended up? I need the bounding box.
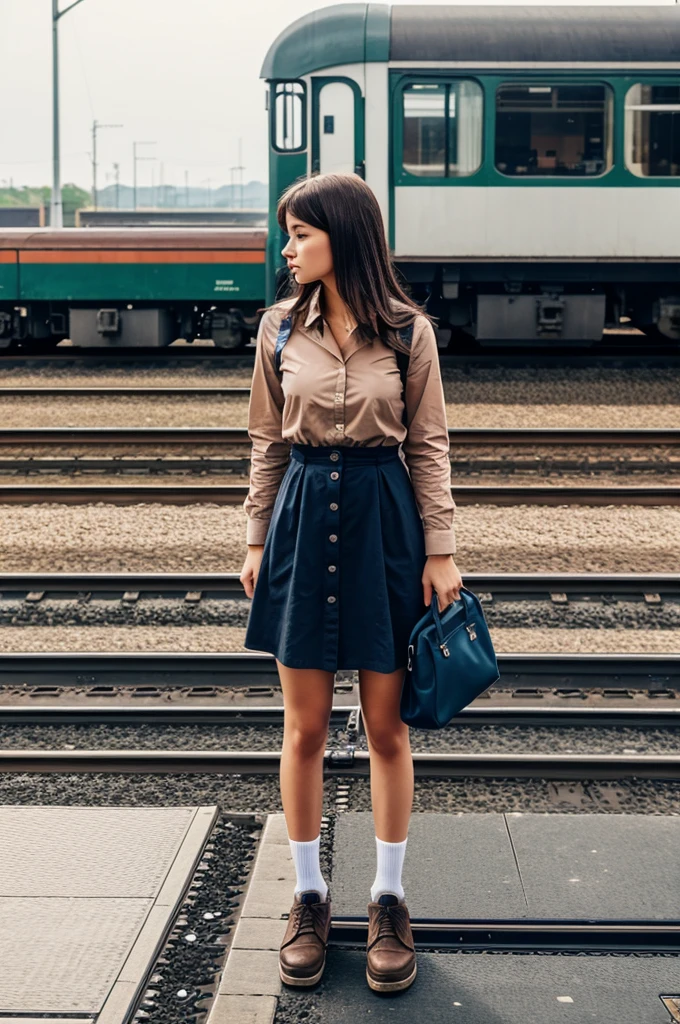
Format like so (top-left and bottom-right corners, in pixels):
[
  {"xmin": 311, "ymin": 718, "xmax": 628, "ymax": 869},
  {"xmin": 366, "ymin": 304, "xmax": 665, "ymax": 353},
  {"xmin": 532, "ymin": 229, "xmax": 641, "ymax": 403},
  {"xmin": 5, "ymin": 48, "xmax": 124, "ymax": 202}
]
[{"xmin": 244, "ymin": 283, "xmax": 456, "ymax": 556}]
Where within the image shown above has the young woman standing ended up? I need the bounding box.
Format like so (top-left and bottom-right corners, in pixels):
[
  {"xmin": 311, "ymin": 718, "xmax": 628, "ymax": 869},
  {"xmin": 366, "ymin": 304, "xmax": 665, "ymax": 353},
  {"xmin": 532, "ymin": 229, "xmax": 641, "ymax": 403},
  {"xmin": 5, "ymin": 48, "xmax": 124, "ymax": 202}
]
[{"xmin": 240, "ymin": 172, "xmax": 462, "ymax": 994}]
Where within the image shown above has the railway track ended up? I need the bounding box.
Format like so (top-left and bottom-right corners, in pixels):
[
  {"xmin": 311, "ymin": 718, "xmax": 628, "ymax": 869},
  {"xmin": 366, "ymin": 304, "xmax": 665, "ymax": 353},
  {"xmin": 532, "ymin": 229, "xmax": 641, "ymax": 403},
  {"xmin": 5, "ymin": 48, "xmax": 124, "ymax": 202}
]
[
  {"xmin": 1, "ymin": 746, "xmax": 678, "ymax": 779},
  {"xmin": 0, "ymin": 650, "xmax": 677, "ymax": 693},
  {"xmin": 1, "ymin": 483, "xmax": 677, "ymax": 505},
  {"xmin": 0, "ymin": 428, "xmax": 677, "ymax": 504},
  {"xmin": 0, "ymin": 567, "xmax": 677, "ymax": 599}
]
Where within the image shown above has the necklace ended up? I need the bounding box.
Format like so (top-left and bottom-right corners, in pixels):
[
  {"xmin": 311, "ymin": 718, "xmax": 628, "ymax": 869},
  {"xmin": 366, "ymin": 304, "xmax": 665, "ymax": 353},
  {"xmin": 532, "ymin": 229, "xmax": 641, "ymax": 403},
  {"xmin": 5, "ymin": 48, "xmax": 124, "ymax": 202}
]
[{"xmin": 321, "ymin": 299, "xmax": 355, "ymax": 334}]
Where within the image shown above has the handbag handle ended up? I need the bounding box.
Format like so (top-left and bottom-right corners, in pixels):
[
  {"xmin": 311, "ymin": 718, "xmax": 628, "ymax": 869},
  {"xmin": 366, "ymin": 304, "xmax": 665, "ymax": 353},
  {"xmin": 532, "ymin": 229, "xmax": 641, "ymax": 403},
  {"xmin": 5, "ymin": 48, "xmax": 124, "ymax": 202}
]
[{"xmin": 430, "ymin": 586, "xmax": 474, "ymax": 652}]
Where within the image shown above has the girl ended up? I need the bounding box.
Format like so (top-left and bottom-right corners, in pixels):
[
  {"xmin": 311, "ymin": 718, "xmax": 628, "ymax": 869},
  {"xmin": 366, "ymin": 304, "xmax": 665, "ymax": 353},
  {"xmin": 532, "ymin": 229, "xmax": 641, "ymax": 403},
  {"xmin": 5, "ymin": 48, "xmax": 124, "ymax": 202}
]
[{"xmin": 240, "ymin": 172, "xmax": 462, "ymax": 993}]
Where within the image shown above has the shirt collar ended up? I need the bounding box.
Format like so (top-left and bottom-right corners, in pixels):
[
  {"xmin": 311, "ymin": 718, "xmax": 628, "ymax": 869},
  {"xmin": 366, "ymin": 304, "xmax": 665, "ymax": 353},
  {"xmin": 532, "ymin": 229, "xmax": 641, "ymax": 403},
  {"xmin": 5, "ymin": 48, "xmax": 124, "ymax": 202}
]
[
  {"xmin": 301, "ymin": 282, "xmax": 408, "ymax": 335},
  {"xmin": 304, "ymin": 282, "xmax": 324, "ymax": 329}
]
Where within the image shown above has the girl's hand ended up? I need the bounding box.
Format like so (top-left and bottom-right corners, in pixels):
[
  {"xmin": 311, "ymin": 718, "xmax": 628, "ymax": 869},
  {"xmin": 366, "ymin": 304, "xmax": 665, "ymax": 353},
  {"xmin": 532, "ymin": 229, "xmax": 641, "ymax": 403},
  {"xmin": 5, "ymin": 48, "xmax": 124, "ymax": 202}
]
[
  {"xmin": 422, "ymin": 554, "xmax": 463, "ymax": 613},
  {"xmin": 240, "ymin": 544, "xmax": 264, "ymax": 598}
]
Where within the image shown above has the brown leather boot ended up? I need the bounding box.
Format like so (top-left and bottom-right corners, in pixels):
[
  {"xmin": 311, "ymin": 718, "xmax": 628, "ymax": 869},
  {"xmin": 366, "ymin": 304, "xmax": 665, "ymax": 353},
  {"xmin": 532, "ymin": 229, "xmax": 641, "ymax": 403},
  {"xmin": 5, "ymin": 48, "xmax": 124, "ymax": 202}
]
[
  {"xmin": 279, "ymin": 889, "xmax": 332, "ymax": 986},
  {"xmin": 366, "ymin": 893, "xmax": 417, "ymax": 993}
]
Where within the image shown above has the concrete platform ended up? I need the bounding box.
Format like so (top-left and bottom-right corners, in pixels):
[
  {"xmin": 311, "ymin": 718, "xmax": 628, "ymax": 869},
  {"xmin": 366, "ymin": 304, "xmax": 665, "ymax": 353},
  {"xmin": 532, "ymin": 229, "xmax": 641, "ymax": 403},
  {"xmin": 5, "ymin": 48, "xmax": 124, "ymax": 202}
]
[
  {"xmin": 0, "ymin": 805, "xmax": 218, "ymax": 1023},
  {"xmin": 209, "ymin": 812, "xmax": 680, "ymax": 1024},
  {"xmin": 332, "ymin": 812, "xmax": 680, "ymax": 923}
]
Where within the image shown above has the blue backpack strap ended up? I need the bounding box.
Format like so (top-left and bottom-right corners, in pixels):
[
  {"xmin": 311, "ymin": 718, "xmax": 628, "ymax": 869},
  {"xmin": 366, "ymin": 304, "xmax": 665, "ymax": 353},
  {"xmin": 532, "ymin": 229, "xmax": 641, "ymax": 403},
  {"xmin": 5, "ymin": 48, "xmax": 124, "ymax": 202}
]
[
  {"xmin": 395, "ymin": 322, "xmax": 414, "ymax": 427},
  {"xmin": 274, "ymin": 316, "xmax": 292, "ymax": 376}
]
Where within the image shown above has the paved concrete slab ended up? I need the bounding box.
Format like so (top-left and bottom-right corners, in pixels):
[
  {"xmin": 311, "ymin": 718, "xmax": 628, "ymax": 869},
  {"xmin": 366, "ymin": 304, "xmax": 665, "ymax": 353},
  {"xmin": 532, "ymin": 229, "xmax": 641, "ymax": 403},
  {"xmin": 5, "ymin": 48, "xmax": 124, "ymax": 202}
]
[
  {"xmin": 298, "ymin": 950, "xmax": 680, "ymax": 1024},
  {"xmin": 506, "ymin": 812, "xmax": 680, "ymax": 921},
  {"xmin": 332, "ymin": 812, "xmax": 527, "ymax": 919},
  {"xmin": 332, "ymin": 812, "xmax": 680, "ymax": 923},
  {"xmin": 0, "ymin": 805, "xmax": 218, "ymax": 1020},
  {"xmin": 216, "ymin": 813, "xmax": 292, "ymax": 1008}
]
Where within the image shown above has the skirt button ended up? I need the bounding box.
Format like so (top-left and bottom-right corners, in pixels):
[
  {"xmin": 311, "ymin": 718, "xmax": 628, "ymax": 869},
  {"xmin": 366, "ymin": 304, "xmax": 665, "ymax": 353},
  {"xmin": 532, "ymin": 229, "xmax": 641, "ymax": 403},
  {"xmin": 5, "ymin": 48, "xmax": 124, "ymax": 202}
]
[
  {"xmin": 329, "ymin": 534, "xmax": 338, "ymax": 542},
  {"xmin": 327, "ymin": 595, "xmax": 337, "ymax": 603},
  {"xmin": 330, "ymin": 471, "xmax": 339, "ymax": 480},
  {"xmin": 329, "ymin": 502, "xmax": 338, "ymax": 511},
  {"xmin": 330, "ymin": 452, "xmax": 340, "ymax": 461}
]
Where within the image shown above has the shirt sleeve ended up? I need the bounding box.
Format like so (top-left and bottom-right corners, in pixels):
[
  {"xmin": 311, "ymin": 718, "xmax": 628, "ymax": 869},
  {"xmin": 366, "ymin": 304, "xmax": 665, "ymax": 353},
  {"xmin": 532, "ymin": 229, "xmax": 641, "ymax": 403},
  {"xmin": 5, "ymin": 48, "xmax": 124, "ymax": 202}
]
[
  {"xmin": 401, "ymin": 316, "xmax": 456, "ymax": 556},
  {"xmin": 243, "ymin": 309, "xmax": 291, "ymax": 545}
]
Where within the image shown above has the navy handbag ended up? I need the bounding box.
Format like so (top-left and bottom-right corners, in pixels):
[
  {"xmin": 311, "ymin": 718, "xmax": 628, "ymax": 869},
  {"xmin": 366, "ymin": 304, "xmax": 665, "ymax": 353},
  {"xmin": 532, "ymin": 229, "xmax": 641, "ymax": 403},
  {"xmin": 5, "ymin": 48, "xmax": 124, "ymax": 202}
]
[{"xmin": 400, "ymin": 586, "xmax": 500, "ymax": 729}]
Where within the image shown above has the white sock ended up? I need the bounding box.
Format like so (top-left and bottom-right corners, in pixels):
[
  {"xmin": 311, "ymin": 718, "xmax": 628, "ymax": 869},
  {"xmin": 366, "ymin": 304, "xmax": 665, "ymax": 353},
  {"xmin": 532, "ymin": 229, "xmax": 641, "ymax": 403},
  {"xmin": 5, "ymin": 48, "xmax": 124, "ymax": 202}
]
[
  {"xmin": 289, "ymin": 834, "xmax": 329, "ymax": 900},
  {"xmin": 370, "ymin": 836, "xmax": 407, "ymax": 902}
]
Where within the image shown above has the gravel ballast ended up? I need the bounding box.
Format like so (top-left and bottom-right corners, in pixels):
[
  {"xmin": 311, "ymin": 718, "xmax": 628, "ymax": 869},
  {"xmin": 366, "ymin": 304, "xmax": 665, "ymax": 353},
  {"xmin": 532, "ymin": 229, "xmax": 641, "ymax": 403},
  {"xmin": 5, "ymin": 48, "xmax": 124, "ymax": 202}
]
[
  {"xmin": 1, "ymin": 362, "xmax": 679, "ymax": 428},
  {"xmin": 0, "ymin": 503, "xmax": 677, "ymax": 573},
  {"xmin": 0, "ymin": 625, "xmax": 676, "ymax": 654},
  {"xmin": 1, "ymin": 721, "xmax": 678, "ymax": 756}
]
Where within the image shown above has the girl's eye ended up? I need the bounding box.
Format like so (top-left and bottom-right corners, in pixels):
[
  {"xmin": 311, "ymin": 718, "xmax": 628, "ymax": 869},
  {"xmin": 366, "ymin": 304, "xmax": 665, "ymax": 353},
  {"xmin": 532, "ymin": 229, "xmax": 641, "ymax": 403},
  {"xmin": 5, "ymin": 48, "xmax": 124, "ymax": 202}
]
[{"xmin": 295, "ymin": 233, "xmax": 306, "ymax": 239}]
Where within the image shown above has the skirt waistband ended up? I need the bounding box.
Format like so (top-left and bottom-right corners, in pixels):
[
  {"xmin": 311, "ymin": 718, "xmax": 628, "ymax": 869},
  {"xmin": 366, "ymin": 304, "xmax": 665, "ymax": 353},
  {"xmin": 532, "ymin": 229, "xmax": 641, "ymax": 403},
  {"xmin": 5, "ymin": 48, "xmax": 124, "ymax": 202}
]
[{"xmin": 290, "ymin": 442, "xmax": 401, "ymax": 464}]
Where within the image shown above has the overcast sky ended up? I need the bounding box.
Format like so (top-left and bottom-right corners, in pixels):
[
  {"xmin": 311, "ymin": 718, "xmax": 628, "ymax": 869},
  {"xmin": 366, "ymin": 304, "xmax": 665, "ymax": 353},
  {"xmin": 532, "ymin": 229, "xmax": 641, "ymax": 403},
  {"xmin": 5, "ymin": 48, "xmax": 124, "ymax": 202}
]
[{"xmin": 0, "ymin": 0, "xmax": 676, "ymax": 192}]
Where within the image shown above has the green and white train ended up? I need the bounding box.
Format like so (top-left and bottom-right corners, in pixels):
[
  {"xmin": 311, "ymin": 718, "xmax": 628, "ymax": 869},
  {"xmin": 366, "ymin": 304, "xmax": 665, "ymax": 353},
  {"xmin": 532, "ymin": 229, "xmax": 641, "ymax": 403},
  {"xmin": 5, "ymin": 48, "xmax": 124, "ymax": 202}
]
[
  {"xmin": 1, "ymin": 3, "xmax": 678, "ymax": 349},
  {"xmin": 261, "ymin": 3, "xmax": 680, "ymax": 344}
]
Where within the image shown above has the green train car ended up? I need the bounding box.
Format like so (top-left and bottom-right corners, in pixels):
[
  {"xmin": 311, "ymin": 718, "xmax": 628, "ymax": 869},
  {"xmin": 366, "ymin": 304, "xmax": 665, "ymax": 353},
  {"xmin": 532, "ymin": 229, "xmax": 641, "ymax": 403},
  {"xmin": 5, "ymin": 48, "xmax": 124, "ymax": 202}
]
[
  {"xmin": 0, "ymin": 4, "xmax": 679, "ymax": 349},
  {"xmin": 0, "ymin": 229, "xmax": 266, "ymax": 348}
]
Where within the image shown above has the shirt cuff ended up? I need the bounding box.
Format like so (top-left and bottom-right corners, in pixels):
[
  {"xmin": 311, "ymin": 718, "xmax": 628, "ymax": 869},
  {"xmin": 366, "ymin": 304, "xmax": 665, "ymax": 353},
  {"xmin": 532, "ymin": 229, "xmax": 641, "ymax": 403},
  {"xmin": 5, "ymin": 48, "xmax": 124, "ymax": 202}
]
[
  {"xmin": 246, "ymin": 517, "xmax": 271, "ymax": 545},
  {"xmin": 424, "ymin": 528, "xmax": 456, "ymax": 557}
]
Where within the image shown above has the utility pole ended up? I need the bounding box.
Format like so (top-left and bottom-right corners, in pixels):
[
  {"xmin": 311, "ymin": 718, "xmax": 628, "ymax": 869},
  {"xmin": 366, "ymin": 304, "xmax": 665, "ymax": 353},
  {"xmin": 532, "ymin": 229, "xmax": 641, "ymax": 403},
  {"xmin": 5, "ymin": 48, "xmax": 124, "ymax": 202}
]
[
  {"xmin": 230, "ymin": 143, "xmax": 245, "ymax": 209},
  {"xmin": 51, "ymin": 0, "xmax": 88, "ymax": 228},
  {"xmin": 92, "ymin": 120, "xmax": 122, "ymax": 210},
  {"xmin": 132, "ymin": 140, "xmax": 156, "ymax": 210},
  {"xmin": 237, "ymin": 137, "xmax": 246, "ymax": 209},
  {"xmin": 113, "ymin": 162, "xmax": 120, "ymax": 209}
]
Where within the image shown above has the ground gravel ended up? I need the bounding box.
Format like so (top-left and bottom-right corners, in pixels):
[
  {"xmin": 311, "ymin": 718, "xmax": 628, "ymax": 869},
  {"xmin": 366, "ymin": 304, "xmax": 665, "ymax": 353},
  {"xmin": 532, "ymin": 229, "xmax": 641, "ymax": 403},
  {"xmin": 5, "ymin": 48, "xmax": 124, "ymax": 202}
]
[
  {"xmin": 0, "ymin": 502, "xmax": 677, "ymax": 572},
  {"xmin": 1, "ymin": 362, "xmax": 678, "ymax": 428},
  {"xmin": 0, "ymin": 721, "xmax": 677, "ymax": 756},
  {"xmin": 0, "ymin": 624, "xmax": 676, "ymax": 654}
]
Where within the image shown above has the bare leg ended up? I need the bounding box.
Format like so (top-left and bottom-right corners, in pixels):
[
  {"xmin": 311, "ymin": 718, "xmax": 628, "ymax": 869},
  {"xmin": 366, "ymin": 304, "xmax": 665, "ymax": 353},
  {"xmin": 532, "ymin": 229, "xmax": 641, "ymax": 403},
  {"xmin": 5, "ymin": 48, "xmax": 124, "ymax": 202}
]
[
  {"xmin": 277, "ymin": 659, "xmax": 335, "ymax": 841},
  {"xmin": 358, "ymin": 666, "xmax": 413, "ymax": 842}
]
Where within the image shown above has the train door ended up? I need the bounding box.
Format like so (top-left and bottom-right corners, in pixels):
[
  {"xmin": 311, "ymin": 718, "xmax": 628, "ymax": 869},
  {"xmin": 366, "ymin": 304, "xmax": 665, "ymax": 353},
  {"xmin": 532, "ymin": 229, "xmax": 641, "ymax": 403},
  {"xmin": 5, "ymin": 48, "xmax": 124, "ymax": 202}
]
[{"xmin": 311, "ymin": 77, "xmax": 365, "ymax": 177}]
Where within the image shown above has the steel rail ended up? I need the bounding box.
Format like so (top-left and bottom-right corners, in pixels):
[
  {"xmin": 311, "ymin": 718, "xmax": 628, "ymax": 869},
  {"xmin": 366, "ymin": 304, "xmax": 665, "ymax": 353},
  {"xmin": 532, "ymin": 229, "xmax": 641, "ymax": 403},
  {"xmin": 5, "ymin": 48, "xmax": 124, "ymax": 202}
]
[
  {"xmin": 0, "ymin": 426, "xmax": 677, "ymax": 445},
  {"xmin": 0, "ymin": 482, "xmax": 678, "ymax": 505},
  {"xmin": 0, "ymin": 569, "xmax": 677, "ymax": 598},
  {"xmin": 329, "ymin": 920, "xmax": 680, "ymax": 951},
  {"xmin": 0, "ymin": 748, "xmax": 678, "ymax": 779},
  {"xmin": 0, "ymin": 703, "xmax": 678, "ymax": 728},
  {"xmin": 0, "ymin": 651, "xmax": 677, "ymax": 691}
]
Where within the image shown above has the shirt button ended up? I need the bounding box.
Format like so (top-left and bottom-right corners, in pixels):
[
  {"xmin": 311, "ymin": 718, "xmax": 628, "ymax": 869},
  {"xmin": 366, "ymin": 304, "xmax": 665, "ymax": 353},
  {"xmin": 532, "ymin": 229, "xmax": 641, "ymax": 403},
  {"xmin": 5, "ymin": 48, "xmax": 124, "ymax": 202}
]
[
  {"xmin": 328, "ymin": 565, "xmax": 336, "ymax": 572},
  {"xmin": 330, "ymin": 471, "xmax": 339, "ymax": 480},
  {"xmin": 330, "ymin": 452, "xmax": 339, "ymax": 461},
  {"xmin": 327, "ymin": 595, "xmax": 337, "ymax": 603},
  {"xmin": 329, "ymin": 502, "xmax": 338, "ymax": 511},
  {"xmin": 329, "ymin": 534, "xmax": 338, "ymax": 542}
]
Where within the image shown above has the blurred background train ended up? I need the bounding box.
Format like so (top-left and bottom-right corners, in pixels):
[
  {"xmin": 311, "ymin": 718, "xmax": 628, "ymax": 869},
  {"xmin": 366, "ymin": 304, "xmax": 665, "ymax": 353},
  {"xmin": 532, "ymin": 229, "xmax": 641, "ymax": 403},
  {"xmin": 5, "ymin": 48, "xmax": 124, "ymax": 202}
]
[{"xmin": 0, "ymin": 3, "xmax": 679, "ymax": 351}]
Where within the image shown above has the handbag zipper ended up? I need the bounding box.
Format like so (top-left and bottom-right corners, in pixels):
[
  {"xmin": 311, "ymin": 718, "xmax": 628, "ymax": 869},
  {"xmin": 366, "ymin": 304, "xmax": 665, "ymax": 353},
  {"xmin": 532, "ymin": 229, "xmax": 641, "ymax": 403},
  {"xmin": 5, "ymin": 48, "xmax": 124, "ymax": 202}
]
[{"xmin": 410, "ymin": 622, "xmax": 478, "ymax": 669}]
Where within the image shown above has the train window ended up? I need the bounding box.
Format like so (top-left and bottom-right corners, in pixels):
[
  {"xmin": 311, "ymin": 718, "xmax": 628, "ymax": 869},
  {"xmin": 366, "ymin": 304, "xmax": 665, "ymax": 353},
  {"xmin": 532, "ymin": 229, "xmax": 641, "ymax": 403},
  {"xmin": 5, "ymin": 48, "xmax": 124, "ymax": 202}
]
[
  {"xmin": 625, "ymin": 84, "xmax": 680, "ymax": 177},
  {"xmin": 402, "ymin": 80, "xmax": 483, "ymax": 177},
  {"xmin": 273, "ymin": 82, "xmax": 306, "ymax": 152},
  {"xmin": 495, "ymin": 83, "xmax": 613, "ymax": 177}
]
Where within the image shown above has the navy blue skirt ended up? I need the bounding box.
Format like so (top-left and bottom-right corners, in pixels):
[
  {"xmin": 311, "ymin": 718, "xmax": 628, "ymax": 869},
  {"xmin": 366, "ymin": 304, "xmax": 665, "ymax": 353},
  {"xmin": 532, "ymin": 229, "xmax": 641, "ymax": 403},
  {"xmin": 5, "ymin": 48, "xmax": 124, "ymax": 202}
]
[{"xmin": 244, "ymin": 442, "xmax": 428, "ymax": 673}]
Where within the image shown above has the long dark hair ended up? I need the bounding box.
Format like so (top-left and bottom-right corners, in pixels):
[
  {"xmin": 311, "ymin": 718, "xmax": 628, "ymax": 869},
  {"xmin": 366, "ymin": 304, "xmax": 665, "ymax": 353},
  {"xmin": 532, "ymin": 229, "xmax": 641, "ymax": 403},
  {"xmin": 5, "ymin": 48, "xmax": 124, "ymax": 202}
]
[{"xmin": 261, "ymin": 172, "xmax": 437, "ymax": 354}]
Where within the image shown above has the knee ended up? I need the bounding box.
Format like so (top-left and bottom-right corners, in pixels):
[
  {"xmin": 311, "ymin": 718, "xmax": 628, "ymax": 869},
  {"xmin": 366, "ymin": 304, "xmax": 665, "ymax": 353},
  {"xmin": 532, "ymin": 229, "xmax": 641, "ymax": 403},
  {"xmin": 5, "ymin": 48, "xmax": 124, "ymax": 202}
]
[
  {"xmin": 285, "ymin": 718, "xmax": 329, "ymax": 759},
  {"xmin": 364, "ymin": 719, "xmax": 409, "ymax": 759}
]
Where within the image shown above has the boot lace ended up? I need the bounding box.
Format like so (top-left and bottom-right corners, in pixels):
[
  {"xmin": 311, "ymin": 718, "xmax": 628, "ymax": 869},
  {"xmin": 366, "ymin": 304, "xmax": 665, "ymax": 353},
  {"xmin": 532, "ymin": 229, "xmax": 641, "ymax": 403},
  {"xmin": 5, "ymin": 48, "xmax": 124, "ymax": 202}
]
[
  {"xmin": 371, "ymin": 904, "xmax": 411, "ymax": 949},
  {"xmin": 289, "ymin": 900, "xmax": 327, "ymax": 942}
]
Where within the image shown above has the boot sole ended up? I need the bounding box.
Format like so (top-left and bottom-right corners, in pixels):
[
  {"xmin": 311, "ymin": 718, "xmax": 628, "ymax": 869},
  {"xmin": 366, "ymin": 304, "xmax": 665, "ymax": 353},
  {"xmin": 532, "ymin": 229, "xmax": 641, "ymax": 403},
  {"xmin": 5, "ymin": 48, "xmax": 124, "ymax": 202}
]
[
  {"xmin": 366, "ymin": 959, "xmax": 417, "ymax": 993},
  {"xmin": 279, "ymin": 955, "xmax": 326, "ymax": 987}
]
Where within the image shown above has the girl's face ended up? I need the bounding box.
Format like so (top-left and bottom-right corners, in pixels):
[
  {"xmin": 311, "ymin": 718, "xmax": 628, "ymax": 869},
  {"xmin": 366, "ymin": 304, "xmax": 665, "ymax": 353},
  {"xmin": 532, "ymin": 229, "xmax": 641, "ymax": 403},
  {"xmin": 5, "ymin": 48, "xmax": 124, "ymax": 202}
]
[{"xmin": 281, "ymin": 213, "xmax": 333, "ymax": 285}]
